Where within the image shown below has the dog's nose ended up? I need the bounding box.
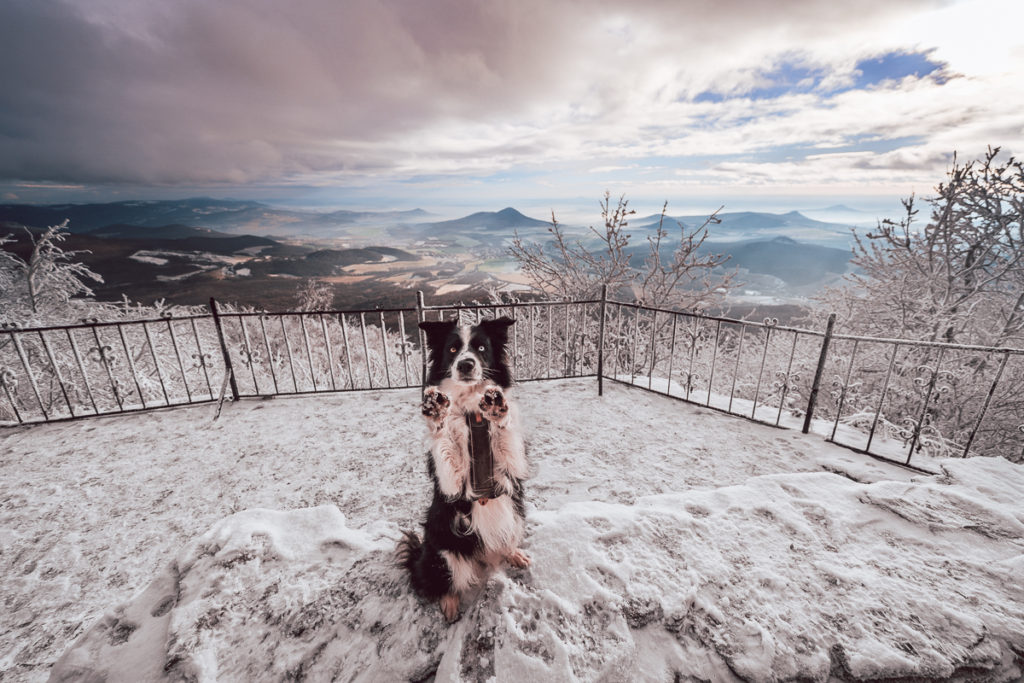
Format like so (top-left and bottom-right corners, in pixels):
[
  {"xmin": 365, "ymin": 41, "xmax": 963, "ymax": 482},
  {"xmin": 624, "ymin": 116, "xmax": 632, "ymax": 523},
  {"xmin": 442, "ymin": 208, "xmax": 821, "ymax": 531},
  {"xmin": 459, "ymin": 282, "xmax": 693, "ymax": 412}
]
[{"xmin": 457, "ymin": 358, "xmax": 476, "ymax": 374}]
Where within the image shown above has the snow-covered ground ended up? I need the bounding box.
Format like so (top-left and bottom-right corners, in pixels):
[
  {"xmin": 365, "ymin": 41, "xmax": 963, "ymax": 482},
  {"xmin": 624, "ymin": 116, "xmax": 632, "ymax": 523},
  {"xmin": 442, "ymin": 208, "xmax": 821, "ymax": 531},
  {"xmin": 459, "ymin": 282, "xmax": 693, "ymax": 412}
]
[
  {"xmin": 2, "ymin": 379, "xmax": 1023, "ymax": 681},
  {"xmin": 615, "ymin": 375, "xmax": 943, "ymax": 471}
]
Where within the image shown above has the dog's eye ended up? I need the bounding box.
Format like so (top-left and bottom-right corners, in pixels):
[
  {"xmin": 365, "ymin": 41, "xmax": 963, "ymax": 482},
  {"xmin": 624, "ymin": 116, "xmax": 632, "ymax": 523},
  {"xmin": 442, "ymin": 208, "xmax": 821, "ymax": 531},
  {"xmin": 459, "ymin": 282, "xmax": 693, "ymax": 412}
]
[
  {"xmin": 449, "ymin": 346, "xmax": 458, "ymax": 354},
  {"xmin": 477, "ymin": 345, "xmax": 485, "ymax": 352}
]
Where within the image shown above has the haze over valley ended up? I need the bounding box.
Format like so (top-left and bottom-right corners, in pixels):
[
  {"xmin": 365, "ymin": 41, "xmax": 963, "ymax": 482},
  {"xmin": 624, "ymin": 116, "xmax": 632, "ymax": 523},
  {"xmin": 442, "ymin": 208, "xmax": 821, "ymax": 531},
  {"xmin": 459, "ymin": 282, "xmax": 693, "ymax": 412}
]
[{"xmin": 0, "ymin": 198, "xmax": 867, "ymax": 315}]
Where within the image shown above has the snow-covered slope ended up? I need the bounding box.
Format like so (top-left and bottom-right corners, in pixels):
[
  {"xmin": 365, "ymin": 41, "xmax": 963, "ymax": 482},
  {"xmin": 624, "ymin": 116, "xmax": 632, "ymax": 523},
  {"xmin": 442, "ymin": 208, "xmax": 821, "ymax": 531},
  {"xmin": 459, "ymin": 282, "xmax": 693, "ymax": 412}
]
[
  {"xmin": 53, "ymin": 459, "xmax": 1024, "ymax": 681},
  {"xmin": 3, "ymin": 380, "xmax": 1023, "ymax": 681}
]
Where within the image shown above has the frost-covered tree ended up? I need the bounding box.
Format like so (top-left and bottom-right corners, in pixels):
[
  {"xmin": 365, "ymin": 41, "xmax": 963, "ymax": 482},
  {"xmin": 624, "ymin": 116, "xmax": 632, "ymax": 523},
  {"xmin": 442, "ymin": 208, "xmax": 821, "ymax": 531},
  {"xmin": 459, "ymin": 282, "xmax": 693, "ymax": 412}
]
[
  {"xmin": 0, "ymin": 221, "xmax": 104, "ymax": 325},
  {"xmin": 295, "ymin": 279, "xmax": 335, "ymax": 312},
  {"xmin": 508, "ymin": 192, "xmax": 734, "ymax": 310},
  {"xmin": 814, "ymin": 148, "xmax": 1024, "ymax": 461},
  {"xmin": 636, "ymin": 201, "xmax": 736, "ymax": 312},
  {"xmin": 821, "ymin": 147, "xmax": 1024, "ymax": 347},
  {"xmin": 506, "ymin": 193, "xmax": 735, "ymax": 378}
]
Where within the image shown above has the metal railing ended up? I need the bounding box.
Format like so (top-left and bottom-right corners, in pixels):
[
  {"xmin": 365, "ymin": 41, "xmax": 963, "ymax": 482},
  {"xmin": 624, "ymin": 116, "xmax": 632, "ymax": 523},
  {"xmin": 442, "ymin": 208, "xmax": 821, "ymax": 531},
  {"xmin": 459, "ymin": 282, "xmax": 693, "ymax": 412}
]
[
  {"xmin": 0, "ymin": 295, "xmax": 599, "ymax": 426},
  {"xmin": 819, "ymin": 333, "xmax": 1024, "ymax": 466},
  {"xmin": 596, "ymin": 291, "xmax": 1024, "ymax": 469},
  {"xmin": 3, "ymin": 291, "xmax": 1022, "ymax": 469}
]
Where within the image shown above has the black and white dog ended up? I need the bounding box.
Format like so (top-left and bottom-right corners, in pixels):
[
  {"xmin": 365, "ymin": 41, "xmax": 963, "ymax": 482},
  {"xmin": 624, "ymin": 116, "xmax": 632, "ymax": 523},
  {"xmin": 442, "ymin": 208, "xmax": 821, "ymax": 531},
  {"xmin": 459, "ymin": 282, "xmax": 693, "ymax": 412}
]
[{"xmin": 397, "ymin": 316, "xmax": 530, "ymax": 622}]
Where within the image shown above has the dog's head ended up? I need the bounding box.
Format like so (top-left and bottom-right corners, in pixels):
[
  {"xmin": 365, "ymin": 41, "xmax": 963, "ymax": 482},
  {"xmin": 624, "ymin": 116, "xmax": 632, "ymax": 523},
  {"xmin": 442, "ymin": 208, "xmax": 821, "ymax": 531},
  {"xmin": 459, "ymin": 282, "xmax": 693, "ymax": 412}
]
[{"xmin": 419, "ymin": 316, "xmax": 515, "ymax": 388}]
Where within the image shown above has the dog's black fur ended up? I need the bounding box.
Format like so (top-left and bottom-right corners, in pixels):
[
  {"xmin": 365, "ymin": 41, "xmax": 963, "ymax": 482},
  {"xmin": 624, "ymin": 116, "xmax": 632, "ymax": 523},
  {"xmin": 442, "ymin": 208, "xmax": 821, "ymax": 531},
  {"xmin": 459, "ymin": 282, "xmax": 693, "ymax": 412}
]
[
  {"xmin": 420, "ymin": 317, "xmax": 514, "ymax": 389},
  {"xmin": 397, "ymin": 316, "xmax": 529, "ymax": 620}
]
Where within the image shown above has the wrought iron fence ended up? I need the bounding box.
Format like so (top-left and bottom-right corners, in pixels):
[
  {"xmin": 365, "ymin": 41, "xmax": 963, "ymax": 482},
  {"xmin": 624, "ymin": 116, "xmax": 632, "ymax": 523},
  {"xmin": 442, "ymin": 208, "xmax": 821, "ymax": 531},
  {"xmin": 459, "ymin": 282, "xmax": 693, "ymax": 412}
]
[
  {"xmin": 600, "ymin": 301, "xmax": 828, "ymax": 428},
  {"xmin": 0, "ymin": 313, "xmax": 223, "ymax": 423},
  {"xmin": 817, "ymin": 334, "xmax": 1024, "ymax": 466},
  {"xmin": 3, "ymin": 292, "xmax": 1022, "ymax": 469},
  {"xmin": 0, "ymin": 296, "xmax": 599, "ymax": 426},
  {"xmin": 599, "ymin": 296, "xmax": 1024, "ymax": 469}
]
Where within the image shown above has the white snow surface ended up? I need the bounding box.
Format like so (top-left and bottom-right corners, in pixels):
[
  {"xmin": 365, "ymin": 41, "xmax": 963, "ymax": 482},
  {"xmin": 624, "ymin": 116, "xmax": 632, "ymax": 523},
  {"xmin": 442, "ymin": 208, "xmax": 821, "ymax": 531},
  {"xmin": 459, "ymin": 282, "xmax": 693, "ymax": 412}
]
[{"xmin": 2, "ymin": 379, "xmax": 1023, "ymax": 681}]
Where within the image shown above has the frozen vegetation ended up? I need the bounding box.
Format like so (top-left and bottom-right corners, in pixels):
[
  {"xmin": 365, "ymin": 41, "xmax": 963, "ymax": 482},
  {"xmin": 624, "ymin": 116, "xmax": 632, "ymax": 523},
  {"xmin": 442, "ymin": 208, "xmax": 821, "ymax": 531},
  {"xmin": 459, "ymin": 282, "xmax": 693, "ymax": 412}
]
[{"xmin": 2, "ymin": 379, "xmax": 1023, "ymax": 681}]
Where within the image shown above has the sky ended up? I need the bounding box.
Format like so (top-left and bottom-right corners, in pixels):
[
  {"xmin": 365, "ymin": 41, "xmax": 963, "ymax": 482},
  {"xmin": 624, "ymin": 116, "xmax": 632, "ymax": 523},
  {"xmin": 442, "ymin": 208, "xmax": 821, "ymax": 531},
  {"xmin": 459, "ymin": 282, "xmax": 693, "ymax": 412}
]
[{"xmin": 1, "ymin": 0, "xmax": 1022, "ymax": 217}]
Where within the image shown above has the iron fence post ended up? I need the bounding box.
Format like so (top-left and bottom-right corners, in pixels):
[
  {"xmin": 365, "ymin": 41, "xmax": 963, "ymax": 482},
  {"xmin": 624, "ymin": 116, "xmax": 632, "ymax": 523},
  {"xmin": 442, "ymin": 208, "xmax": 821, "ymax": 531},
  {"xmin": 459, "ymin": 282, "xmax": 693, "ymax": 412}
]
[
  {"xmin": 906, "ymin": 347, "xmax": 946, "ymax": 465},
  {"xmin": 209, "ymin": 298, "xmax": 240, "ymax": 401},
  {"xmin": 962, "ymin": 350, "xmax": 1009, "ymax": 457},
  {"xmin": 416, "ymin": 291, "xmax": 427, "ymax": 390},
  {"xmin": 802, "ymin": 313, "xmax": 836, "ymax": 434},
  {"xmin": 597, "ymin": 285, "xmax": 607, "ymax": 396}
]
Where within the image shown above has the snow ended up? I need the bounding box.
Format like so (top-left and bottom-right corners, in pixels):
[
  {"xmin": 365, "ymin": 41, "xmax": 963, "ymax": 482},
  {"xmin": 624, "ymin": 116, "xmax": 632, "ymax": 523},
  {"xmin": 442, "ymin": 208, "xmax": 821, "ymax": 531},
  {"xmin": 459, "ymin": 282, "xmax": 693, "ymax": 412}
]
[
  {"xmin": 436, "ymin": 283, "xmax": 472, "ymax": 296},
  {"xmin": 617, "ymin": 374, "xmax": 944, "ymax": 473},
  {"xmin": 3, "ymin": 379, "xmax": 1024, "ymax": 681},
  {"xmin": 155, "ymin": 268, "xmax": 214, "ymax": 282},
  {"xmin": 128, "ymin": 251, "xmax": 169, "ymax": 266}
]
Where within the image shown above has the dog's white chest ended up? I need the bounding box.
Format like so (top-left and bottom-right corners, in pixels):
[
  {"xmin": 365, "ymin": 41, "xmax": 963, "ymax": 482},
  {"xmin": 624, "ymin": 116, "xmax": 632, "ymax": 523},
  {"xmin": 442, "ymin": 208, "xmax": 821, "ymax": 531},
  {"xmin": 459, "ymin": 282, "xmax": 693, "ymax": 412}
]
[{"xmin": 470, "ymin": 495, "xmax": 522, "ymax": 551}]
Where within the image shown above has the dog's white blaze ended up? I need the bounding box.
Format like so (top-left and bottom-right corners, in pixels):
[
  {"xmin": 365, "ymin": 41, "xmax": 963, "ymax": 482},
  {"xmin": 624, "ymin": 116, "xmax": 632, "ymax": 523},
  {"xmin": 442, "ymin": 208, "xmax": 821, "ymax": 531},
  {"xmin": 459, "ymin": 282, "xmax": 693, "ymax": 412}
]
[
  {"xmin": 440, "ymin": 550, "xmax": 479, "ymax": 593},
  {"xmin": 470, "ymin": 495, "xmax": 522, "ymax": 551},
  {"xmin": 451, "ymin": 326, "xmax": 484, "ymax": 382}
]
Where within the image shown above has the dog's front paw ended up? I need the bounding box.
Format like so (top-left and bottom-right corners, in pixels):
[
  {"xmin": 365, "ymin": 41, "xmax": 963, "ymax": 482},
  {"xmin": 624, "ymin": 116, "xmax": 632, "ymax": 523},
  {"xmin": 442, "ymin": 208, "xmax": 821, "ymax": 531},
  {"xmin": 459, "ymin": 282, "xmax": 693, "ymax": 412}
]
[
  {"xmin": 422, "ymin": 387, "xmax": 450, "ymax": 425},
  {"xmin": 479, "ymin": 386, "xmax": 509, "ymax": 422}
]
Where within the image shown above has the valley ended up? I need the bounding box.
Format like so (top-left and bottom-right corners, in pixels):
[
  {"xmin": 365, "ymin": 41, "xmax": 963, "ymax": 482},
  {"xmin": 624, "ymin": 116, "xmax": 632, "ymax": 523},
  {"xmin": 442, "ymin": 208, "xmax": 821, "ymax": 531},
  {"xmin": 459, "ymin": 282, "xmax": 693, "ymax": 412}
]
[{"xmin": 0, "ymin": 198, "xmax": 861, "ymax": 318}]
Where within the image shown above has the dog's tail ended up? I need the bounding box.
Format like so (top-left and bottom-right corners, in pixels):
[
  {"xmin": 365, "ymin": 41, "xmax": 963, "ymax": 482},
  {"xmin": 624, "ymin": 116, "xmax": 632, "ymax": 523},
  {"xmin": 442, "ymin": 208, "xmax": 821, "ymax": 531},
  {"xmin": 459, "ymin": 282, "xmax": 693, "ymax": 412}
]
[
  {"xmin": 396, "ymin": 529, "xmax": 449, "ymax": 599},
  {"xmin": 395, "ymin": 529, "xmax": 423, "ymax": 570}
]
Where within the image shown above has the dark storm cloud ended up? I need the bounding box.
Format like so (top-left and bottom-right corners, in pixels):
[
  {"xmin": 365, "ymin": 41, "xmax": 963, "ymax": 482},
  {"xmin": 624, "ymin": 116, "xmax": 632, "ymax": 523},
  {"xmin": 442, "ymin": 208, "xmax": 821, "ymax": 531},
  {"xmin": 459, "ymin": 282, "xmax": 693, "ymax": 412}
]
[
  {"xmin": 0, "ymin": 0, "xmax": 952, "ymax": 186},
  {"xmin": 0, "ymin": 0, "xmax": 586, "ymax": 184}
]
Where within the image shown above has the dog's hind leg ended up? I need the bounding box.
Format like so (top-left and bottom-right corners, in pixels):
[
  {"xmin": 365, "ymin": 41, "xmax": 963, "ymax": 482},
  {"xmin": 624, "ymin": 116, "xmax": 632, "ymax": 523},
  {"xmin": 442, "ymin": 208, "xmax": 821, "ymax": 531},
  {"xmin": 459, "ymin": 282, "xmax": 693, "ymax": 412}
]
[
  {"xmin": 506, "ymin": 548, "xmax": 531, "ymax": 568},
  {"xmin": 439, "ymin": 593, "xmax": 460, "ymax": 622},
  {"xmin": 438, "ymin": 550, "xmax": 480, "ymax": 622}
]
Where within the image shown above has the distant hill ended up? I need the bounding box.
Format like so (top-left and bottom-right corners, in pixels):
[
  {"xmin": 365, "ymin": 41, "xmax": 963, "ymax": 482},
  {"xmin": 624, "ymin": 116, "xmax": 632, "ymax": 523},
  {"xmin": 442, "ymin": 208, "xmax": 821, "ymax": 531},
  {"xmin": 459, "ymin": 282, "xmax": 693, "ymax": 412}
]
[
  {"xmin": 321, "ymin": 208, "xmax": 433, "ymax": 223},
  {"xmin": 424, "ymin": 207, "xmax": 550, "ymax": 232},
  {"xmin": 303, "ymin": 247, "xmax": 415, "ymax": 266},
  {"xmin": 627, "ymin": 235, "xmax": 851, "ymax": 286},
  {"xmin": 86, "ymin": 223, "xmax": 238, "ymax": 240},
  {"xmin": 0, "ymin": 199, "xmax": 433, "ymax": 238},
  {"xmin": 76, "ymin": 223, "xmax": 288, "ymax": 256},
  {"xmin": 631, "ymin": 210, "xmax": 854, "ymax": 247},
  {"xmin": 708, "ymin": 236, "xmax": 850, "ymax": 286},
  {"xmin": 799, "ymin": 205, "xmax": 889, "ymax": 228},
  {"xmin": 0, "ymin": 198, "xmax": 268, "ymax": 233}
]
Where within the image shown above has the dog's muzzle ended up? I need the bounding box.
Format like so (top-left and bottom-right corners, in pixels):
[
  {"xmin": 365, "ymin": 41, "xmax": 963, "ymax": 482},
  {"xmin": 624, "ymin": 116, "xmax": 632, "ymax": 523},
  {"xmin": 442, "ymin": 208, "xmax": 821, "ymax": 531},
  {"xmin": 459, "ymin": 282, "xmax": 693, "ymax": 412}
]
[{"xmin": 456, "ymin": 357, "xmax": 479, "ymax": 382}]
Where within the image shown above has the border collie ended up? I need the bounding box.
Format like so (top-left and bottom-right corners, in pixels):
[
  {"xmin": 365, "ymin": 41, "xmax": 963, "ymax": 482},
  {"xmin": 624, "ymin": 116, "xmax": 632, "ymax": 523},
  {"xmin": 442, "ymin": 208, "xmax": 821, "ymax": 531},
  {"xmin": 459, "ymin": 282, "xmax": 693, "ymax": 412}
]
[{"xmin": 397, "ymin": 316, "xmax": 530, "ymax": 622}]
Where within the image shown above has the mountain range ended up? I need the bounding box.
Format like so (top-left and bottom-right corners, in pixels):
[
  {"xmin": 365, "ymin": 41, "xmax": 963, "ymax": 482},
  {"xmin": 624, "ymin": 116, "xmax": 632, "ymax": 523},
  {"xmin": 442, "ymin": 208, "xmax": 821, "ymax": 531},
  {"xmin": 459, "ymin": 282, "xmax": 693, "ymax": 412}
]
[
  {"xmin": 0, "ymin": 198, "xmax": 433, "ymax": 238},
  {"xmin": 0, "ymin": 198, "xmax": 862, "ymax": 245},
  {"xmin": 632, "ymin": 209, "xmax": 855, "ymax": 246},
  {"xmin": 0, "ymin": 198, "xmax": 859, "ymax": 310}
]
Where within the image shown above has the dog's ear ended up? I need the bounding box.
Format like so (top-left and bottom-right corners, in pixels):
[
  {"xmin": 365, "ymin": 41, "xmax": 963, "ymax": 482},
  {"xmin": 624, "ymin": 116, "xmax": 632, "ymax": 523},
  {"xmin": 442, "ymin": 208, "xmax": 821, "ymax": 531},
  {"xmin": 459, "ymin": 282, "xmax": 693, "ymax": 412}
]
[
  {"xmin": 480, "ymin": 316, "xmax": 515, "ymax": 347},
  {"xmin": 418, "ymin": 320, "xmax": 456, "ymax": 351}
]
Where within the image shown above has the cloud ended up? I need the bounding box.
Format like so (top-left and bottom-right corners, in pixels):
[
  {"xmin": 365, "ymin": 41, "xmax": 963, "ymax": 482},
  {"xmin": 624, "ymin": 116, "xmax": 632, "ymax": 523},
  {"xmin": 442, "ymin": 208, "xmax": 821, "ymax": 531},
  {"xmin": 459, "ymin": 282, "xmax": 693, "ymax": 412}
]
[{"xmin": 0, "ymin": 0, "xmax": 1020, "ymax": 200}]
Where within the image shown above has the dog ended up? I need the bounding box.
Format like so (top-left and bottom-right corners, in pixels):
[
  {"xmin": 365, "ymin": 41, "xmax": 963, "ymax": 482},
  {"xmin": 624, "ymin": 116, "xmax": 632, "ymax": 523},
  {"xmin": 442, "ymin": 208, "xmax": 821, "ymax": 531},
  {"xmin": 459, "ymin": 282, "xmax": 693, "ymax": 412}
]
[{"xmin": 397, "ymin": 316, "xmax": 530, "ymax": 622}]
